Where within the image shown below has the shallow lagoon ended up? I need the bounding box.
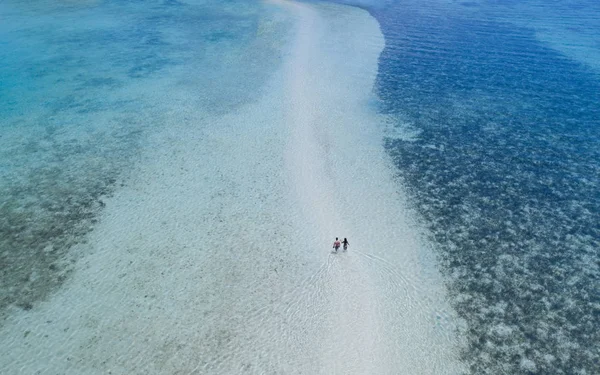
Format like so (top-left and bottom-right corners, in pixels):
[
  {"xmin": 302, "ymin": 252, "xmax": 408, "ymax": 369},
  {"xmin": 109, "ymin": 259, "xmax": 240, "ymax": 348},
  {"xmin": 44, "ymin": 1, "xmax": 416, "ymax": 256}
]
[
  {"xmin": 1, "ymin": 0, "xmax": 598, "ymax": 374},
  {"xmin": 0, "ymin": 0, "xmax": 288, "ymax": 317},
  {"xmin": 1, "ymin": 1, "xmax": 465, "ymax": 373}
]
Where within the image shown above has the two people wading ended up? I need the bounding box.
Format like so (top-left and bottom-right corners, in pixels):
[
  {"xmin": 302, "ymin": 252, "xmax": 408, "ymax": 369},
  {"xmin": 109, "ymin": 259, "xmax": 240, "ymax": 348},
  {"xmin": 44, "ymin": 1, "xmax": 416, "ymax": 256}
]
[{"xmin": 332, "ymin": 237, "xmax": 349, "ymax": 253}]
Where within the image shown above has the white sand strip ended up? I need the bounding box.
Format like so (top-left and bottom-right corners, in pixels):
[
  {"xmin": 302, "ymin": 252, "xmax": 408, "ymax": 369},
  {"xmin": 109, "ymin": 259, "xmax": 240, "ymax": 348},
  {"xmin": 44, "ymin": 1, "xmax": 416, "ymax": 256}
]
[
  {"xmin": 280, "ymin": 2, "xmax": 380, "ymax": 372},
  {"xmin": 276, "ymin": 0, "xmax": 466, "ymax": 373},
  {"xmin": 0, "ymin": 1, "xmax": 465, "ymax": 374}
]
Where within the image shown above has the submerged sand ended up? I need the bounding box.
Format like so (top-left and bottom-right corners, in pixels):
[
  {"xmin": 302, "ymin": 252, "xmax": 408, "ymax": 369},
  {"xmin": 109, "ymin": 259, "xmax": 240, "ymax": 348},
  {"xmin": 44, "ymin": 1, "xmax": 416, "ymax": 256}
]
[{"xmin": 1, "ymin": 1, "xmax": 465, "ymax": 373}]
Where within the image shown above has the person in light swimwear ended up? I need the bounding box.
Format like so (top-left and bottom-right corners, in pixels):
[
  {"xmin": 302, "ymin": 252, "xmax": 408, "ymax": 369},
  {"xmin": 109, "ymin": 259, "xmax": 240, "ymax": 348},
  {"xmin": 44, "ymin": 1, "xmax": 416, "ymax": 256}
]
[{"xmin": 333, "ymin": 237, "xmax": 341, "ymax": 253}]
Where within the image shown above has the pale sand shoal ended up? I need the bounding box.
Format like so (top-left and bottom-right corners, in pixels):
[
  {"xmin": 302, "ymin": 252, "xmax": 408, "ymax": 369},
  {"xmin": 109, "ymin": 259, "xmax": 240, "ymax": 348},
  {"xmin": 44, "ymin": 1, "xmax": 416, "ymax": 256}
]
[{"xmin": 0, "ymin": 1, "xmax": 466, "ymax": 374}]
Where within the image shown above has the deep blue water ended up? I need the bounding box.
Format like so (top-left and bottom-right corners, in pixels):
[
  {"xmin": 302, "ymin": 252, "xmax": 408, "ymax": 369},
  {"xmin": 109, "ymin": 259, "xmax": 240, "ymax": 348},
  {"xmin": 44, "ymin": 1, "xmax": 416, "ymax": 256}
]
[{"xmin": 341, "ymin": 0, "xmax": 600, "ymax": 373}]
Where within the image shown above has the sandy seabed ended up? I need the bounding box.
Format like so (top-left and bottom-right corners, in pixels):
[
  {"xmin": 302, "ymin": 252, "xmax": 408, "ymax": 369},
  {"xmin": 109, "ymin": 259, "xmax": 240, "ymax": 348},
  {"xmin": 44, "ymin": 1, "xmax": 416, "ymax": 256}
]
[{"xmin": 1, "ymin": 1, "xmax": 466, "ymax": 374}]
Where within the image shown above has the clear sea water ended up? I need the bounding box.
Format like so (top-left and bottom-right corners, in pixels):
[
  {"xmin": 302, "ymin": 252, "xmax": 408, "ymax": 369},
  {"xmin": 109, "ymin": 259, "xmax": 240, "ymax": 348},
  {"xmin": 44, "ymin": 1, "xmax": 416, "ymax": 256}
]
[
  {"xmin": 347, "ymin": 0, "xmax": 600, "ymax": 373},
  {"xmin": 0, "ymin": 0, "xmax": 288, "ymax": 315},
  {"xmin": 1, "ymin": 0, "xmax": 599, "ymax": 374}
]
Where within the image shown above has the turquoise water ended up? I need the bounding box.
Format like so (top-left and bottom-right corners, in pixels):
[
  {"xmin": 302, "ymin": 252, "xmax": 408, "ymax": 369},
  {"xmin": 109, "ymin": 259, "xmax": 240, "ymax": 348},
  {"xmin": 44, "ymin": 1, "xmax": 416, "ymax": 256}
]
[
  {"xmin": 2, "ymin": 0, "xmax": 599, "ymax": 373},
  {"xmin": 0, "ymin": 0, "xmax": 287, "ymax": 317},
  {"xmin": 5, "ymin": 2, "xmax": 461, "ymax": 373}
]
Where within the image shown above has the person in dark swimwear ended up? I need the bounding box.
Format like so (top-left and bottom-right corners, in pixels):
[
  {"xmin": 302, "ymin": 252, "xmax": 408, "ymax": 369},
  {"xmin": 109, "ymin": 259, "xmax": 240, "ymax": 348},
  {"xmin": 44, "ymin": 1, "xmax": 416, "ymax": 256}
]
[
  {"xmin": 333, "ymin": 237, "xmax": 341, "ymax": 253},
  {"xmin": 342, "ymin": 238, "xmax": 349, "ymax": 251}
]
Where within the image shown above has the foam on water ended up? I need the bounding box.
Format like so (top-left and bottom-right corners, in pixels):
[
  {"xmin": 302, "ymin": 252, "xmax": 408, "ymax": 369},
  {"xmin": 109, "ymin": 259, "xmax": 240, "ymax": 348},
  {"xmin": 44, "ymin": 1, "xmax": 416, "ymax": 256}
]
[{"xmin": 1, "ymin": 0, "xmax": 466, "ymax": 373}]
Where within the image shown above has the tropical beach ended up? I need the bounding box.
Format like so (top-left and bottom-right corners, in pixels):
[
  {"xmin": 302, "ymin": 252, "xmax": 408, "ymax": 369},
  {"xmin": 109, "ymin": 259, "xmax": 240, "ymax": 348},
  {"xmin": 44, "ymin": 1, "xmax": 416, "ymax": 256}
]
[
  {"xmin": 2, "ymin": 0, "xmax": 599, "ymax": 374},
  {"xmin": 1, "ymin": 0, "xmax": 465, "ymax": 373}
]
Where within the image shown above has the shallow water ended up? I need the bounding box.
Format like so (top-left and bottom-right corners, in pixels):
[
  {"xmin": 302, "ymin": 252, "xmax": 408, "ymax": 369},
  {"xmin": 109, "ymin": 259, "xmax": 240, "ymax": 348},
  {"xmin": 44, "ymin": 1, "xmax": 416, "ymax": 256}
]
[
  {"xmin": 4, "ymin": 0, "xmax": 597, "ymax": 373},
  {"xmin": 356, "ymin": 0, "xmax": 600, "ymax": 373},
  {"xmin": 0, "ymin": 0, "xmax": 288, "ymax": 318},
  {"xmin": 1, "ymin": 1, "xmax": 466, "ymax": 373}
]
